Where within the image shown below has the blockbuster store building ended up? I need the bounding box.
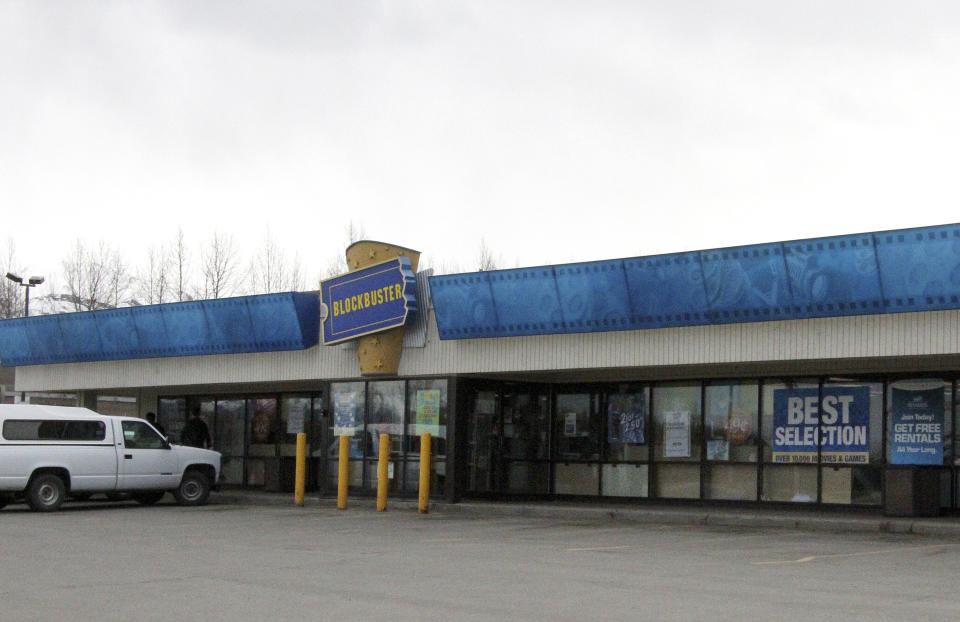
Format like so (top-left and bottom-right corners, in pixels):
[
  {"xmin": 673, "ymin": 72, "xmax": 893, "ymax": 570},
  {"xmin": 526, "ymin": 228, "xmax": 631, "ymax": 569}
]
[{"xmin": 2, "ymin": 224, "xmax": 960, "ymax": 516}]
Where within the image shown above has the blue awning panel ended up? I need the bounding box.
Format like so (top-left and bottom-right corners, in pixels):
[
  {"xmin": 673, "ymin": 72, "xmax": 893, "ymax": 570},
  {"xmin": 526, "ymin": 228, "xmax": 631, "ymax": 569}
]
[
  {"xmin": 430, "ymin": 223, "xmax": 960, "ymax": 340},
  {"xmin": 0, "ymin": 292, "xmax": 320, "ymax": 366}
]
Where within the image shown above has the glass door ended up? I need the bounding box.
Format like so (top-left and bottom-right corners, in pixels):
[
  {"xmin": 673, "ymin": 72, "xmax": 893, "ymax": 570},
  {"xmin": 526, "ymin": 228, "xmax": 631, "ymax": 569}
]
[
  {"xmin": 467, "ymin": 389, "xmax": 500, "ymax": 493},
  {"xmin": 554, "ymin": 392, "xmax": 600, "ymax": 496},
  {"xmin": 501, "ymin": 387, "xmax": 550, "ymax": 494},
  {"xmin": 246, "ymin": 397, "xmax": 278, "ymax": 487},
  {"xmin": 279, "ymin": 396, "xmax": 313, "ymax": 492},
  {"xmin": 215, "ymin": 399, "xmax": 246, "ymax": 485}
]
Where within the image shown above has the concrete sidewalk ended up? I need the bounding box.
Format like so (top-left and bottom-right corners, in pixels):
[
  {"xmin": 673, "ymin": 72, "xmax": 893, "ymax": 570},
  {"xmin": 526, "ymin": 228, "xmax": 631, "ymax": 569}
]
[{"xmin": 211, "ymin": 489, "xmax": 960, "ymax": 538}]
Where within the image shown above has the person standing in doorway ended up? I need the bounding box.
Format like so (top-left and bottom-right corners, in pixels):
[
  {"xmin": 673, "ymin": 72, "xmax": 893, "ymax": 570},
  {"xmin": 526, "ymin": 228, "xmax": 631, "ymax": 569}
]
[
  {"xmin": 182, "ymin": 406, "xmax": 212, "ymax": 449},
  {"xmin": 145, "ymin": 412, "xmax": 166, "ymax": 437}
]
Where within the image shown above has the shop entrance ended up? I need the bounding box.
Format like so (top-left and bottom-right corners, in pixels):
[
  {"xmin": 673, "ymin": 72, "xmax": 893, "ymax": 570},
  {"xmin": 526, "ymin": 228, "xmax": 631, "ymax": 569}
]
[{"xmin": 466, "ymin": 384, "xmax": 550, "ymax": 495}]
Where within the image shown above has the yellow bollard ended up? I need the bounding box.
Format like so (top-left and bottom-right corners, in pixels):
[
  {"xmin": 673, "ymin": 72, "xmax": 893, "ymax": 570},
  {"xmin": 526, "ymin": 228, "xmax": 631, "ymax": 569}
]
[
  {"xmin": 294, "ymin": 432, "xmax": 306, "ymax": 506},
  {"xmin": 418, "ymin": 432, "xmax": 431, "ymax": 514},
  {"xmin": 377, "ymin": 433, "xmax": 389, "ymax": 511},
  {"xmin": 337, "ymin": 434, "xmax": 349, "ymax": 510}
]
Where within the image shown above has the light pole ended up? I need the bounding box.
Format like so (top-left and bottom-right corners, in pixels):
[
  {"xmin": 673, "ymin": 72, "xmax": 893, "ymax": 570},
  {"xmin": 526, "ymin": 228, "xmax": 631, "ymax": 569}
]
[
  {"xmin": 5, "ymin": 272, "xmax": 45, "ymax": 317},
  {"xmin": 5, "ymin": 272, "xmax": 44, "ymax": 404}
]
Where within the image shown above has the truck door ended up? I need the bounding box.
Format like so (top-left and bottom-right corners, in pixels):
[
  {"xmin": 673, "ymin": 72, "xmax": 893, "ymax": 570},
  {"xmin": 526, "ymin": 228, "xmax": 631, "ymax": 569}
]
[{"xmin": 117, "ymin": 419, "xmax": 180, "ymax": 490}]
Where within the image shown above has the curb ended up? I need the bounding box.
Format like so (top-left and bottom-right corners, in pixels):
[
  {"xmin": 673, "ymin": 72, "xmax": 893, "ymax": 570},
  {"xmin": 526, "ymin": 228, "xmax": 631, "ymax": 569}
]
[{"xmin": 210, "ymin": 491, "xmax": 960, "ymax": 538}]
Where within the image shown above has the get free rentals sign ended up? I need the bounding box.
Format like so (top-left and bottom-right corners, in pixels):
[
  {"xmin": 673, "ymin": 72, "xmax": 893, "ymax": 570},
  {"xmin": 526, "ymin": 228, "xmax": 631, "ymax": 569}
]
[{"xmin": 320, "ymin": 257, "xmax": 417, "ymax": 345}]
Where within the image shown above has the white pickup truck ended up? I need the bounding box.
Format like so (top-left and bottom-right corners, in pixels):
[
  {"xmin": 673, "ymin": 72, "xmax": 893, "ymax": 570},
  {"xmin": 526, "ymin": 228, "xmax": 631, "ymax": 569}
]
[{"xmin": 0, "ymin": 404, "xmax": 221, "ymax": 512}]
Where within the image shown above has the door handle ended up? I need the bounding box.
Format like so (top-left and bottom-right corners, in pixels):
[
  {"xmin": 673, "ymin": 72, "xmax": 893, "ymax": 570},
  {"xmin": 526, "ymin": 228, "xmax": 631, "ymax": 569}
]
[{"xmin": 124, "ymin": 454, "xmax": 133, "ymax": 459}]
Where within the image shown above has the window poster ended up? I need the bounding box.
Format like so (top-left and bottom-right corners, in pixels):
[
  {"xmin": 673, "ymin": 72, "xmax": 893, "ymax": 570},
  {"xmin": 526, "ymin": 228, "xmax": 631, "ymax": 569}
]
[
  {"xmin": 286, "ymin": 400, "xmax": 308, "ymax": 434},
  {"xmin": 416, "ymin": 390, "xmax": 441, "ymax": 426},
  {"xmin": 706, "ymin": 439, "xmax": 730, "ymax": 461},
  {"xmin": 415, "ymin": 389, "xmax": 441, "ymax": 435},
  {"xmin": 286, "ymin": 409, "xmax": 305, "ymax": 434},
  {"xmin": 890, "ymin": 387, "xmax": 944, "ymax": 465},
  {"xmin": 772, "ymin": 386, "xmax": 869, "ymax": 464},
  {"xmin": 607, "ymin": 393, "xmax": 646, "ymax": 444},
  {"xmin": 663, "ymin": 411, "xmax": 691, "ymax": 458},
  {"xmin": 563, "ymin": 412, "xmax": 578, "ymax": 437},
  {"xmin": 333, "ymin": 392, "xmax": 358, "ymax": 435},
  {"xmin": 250, "ymin": 399, "xmax": 276, "ymax": 444}
]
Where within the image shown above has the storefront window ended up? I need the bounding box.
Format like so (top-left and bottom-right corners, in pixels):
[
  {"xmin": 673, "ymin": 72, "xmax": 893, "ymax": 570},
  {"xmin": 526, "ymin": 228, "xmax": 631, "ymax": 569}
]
[
  {"xmin": 158, "ymin": 398, "xmax": 186, "ymax": 444},
  {"xmin": 555, "ymin": 393, "xmax": 599, "ymax": 461},
  {"xmin": 502, "ymin": 387, "xmax": 549, "ymax": 494},
  {"xmin": 653, "ymin": 383, "xmax": 701, "ymax": 462},
  {"xmin": 602, "ymin": 386, "xmax": 649, "ymax": 498},
  {"xmin": 467, "ymin": 389, "xmax": 498, "ymax": 493},
  {"xmin": 653, "ymin": 382, "xmax": 701, "ymax": 499},
  {"xmin": 704, "ymin": 381, "xmax": 758, "ymax": 501},
  {"xmin": 328, "ymin": 382, "xmax": 365, "ymax": 490},
  {"xmin": 215, "ymin": 399, "xmax": 245, "ymax": 485},
  {"xmin": 405, "ymin": 379, "xmax": 448, "ymax": 496},
  {"xmin": 822, "ymin": 380, "xmax": 882, "ymax": 506},
  {"xmin": 605, "ymin": 388, "xmax": 649, "ymax": 462},
  {"xmin": 367, "ymin": 380, "xmax": 404, "ymax": 492},
  {"xmin": 888, "ymin": 378, "xmax": 953, "ymax": 510},
  {"xmin": 246, "ymin": 397, "xmax": 277, "ymax": 487},
  {"xmin": 761, "ymin": 379, "xmax": 818, "ymax": 503},
  {"xmin": 554, "ymin": 392, "xmax": 599, "ymax": 496},
  {"xmin": 280, "ymin": 396, "xmax": 312, "ymax": 465},
  {"xmin": 887, "ymin": 379, "xmax": 950, "ymax": 466},
  {"xmin": 954, "ymin": 381, "xmax": 960, "ymax": 509}
]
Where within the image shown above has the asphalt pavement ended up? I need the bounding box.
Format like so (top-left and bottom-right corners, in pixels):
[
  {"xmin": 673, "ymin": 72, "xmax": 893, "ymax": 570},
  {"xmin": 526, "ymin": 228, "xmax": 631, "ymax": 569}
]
[{"xmin": 211, "ymin": 489, "xmax": 960, "ymax": 538}]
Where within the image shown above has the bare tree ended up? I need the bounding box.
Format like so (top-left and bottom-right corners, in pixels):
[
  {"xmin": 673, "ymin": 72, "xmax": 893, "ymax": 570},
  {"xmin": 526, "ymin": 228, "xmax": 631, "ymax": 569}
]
[
  {"xmin": 321, "ymin": 220, "xmax": 366, "ymax": 281},
  {"xmin": 172, "ymin": 227, "xmax": 192, "ymax": 302},
  {"xmin": 249, "ymin": 229, "xmax": 284, "ymax": 294},
  {"xmin": 61, "ymin": 240, "xmax": 130, "ymax": 311},
  {"xmin": 61, "ymin": 240, "xmax": 86, "ymax": 311},
  {"xmin": 200, "ymin": 231, "xmax": 241, "ymax": 299},
  {"xmin": 286, "ymin": 254, "xmax": 306, "ymax": 292},
  {"xmin": 250, "ymin": 229, "xmax": 307, "ymax": 294},
  {"xmin": 133, "ymin": 244, "xmax": 172, "ymax": 305},
  {"xmin": 0, "ymin": 238, "xmax": 25, "ymax": 318},
  {"xmin": 105, "ymin": 245, "xmax": 132, "ymax": 308},
  {"xmin": 421, "ymin": 253, "xmax": 460, "ymax": 276},
  {"xmin": 476, "ymin": 238, "xmax": 500, "ymax": 272}
]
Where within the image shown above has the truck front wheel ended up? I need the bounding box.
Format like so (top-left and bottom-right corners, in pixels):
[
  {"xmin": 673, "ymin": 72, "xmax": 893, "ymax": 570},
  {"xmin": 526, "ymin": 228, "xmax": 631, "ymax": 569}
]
[
  {"xmin": 27, "ymin": 473, "xmax": 66, "ymax": 512},
  {"xmin": 173, "ymin": 470, "xmax": 210, "ymax": 506}
]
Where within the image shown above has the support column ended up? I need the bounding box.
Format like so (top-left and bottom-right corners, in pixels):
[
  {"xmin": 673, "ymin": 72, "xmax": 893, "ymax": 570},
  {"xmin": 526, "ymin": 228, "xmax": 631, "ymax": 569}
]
[{"xmin": 79, "ymin": 390, "xmax": 98, "ymax": 411}]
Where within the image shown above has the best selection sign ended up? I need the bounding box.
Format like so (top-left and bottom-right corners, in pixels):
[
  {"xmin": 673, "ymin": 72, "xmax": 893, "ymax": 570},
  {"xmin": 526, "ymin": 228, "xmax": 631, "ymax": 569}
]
[
  {"xmin": 772, "ymin": 386, "xmax": 870, "ymax": 464},
  {"xmin": 889, "ymin": 387, "xmax": 944, "ymax": 465},
  {"xmin": 320, "ymin": 257, "xmax": 417, "ymax": 345}
]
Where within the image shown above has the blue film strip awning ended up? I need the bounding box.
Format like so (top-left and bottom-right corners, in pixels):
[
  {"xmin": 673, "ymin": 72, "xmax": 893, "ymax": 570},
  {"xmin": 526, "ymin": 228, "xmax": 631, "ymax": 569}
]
[
  {"xmin": 0, "ymin": 292, "xmax": 319, "ymax": 367},
  {"xmin": 429, "ymin": 224, "xmax": 960, "ymax": 340}
]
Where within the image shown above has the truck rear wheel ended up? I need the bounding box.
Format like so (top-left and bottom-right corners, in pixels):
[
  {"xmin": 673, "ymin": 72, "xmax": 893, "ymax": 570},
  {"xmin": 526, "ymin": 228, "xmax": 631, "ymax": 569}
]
[
  {"xmin": 173, "ymin": 470, "xmax": 210, "ymax": 506},
  {"xmin": 27, "ymin": 473, "xmax": 66, "ymax": 512}
]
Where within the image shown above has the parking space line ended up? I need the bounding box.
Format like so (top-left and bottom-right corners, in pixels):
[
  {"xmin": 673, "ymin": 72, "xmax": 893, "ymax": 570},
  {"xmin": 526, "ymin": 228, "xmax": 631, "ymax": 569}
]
[
  {"xmin": 566, "ymin": 545, "xmax": 633, "ymax": 552},
  {"xmin": 752, "ymin": 543, "xmax": 954, "ymax": 565}
]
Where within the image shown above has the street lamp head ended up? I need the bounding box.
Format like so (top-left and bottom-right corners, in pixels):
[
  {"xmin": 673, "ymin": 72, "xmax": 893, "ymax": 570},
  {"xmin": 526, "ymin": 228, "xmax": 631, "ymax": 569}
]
[
  {"xmin": 5, "ymin": 272, "xmax": 23, "ymax": 284},
  {"xmin": 28, "ymin": 276, "xmax": 45, "ymax": 286}
]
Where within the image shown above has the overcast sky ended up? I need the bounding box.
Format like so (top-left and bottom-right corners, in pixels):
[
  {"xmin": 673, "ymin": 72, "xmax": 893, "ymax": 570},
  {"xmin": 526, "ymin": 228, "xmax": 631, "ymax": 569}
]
[{"xmin": 2, "ymin": 1, "xmax": 959, "ymax": 291}]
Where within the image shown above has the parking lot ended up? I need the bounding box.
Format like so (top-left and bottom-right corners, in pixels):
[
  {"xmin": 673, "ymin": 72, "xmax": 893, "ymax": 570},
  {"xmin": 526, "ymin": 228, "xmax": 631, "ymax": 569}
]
[{"xmin": 2, "ymin": 497, "xmax": 960, "ymax": 621}]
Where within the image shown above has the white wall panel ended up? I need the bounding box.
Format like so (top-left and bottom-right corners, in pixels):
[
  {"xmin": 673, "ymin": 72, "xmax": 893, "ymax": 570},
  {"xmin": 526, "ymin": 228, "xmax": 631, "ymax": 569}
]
[{"xmin": 12, "ymin": 309, "xmax": 960, "ymax": 391}]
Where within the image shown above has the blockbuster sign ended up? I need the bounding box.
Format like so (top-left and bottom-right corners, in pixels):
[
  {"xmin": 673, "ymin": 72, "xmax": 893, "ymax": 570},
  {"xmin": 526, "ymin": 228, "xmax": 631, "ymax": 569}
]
[{"xmin": 320, "ymin": 257, "xmax": 417, "ymax": 345}]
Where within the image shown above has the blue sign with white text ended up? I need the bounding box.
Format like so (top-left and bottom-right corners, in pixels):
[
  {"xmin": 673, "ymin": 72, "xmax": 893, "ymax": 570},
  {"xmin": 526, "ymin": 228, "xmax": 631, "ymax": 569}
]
[
  {"xmin": 772, "ymin": 386, "xmax": 870, "ymax": 464},
  {"xmin": 320, "ymin": 257, "xmax": 417, "ymax": 345},
  {"xmin": 890, "ymin": 387, "xmax": 944, "ymax": 465}
]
